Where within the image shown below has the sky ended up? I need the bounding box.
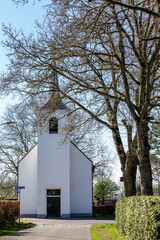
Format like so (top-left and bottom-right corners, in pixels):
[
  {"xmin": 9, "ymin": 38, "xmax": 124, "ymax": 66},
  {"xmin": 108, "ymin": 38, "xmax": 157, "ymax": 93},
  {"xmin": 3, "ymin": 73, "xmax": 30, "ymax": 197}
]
[{"xmin": 0, "ymin": 0, "xmax": 48, "ymax": 112}]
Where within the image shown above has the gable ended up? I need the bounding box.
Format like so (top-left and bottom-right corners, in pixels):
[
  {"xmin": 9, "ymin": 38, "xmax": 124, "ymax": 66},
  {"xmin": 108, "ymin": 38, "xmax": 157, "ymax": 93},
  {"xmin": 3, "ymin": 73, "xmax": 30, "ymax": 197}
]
[
  {"xmin": 19, "ymin": 142, "xmax": 93, "ymax": 166},
  {"xmin": 19, "ymin": 144, "xmax": 37, "ymax": 163},
  {"xmin": 70, "ymin": 141, "xmax": 93, "ymax": 165}
]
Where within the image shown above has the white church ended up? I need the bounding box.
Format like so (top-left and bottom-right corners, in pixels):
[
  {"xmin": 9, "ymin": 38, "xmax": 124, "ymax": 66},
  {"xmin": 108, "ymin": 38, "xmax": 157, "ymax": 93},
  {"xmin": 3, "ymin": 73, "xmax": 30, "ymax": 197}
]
[{"xmin": 18, "ymin": 73, "xmax": 93, "ymax": 218}]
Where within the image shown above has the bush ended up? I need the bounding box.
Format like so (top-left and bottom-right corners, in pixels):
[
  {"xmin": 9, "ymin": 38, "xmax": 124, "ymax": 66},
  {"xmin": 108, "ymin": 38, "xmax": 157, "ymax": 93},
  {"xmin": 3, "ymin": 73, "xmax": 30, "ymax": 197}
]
[
  {"xmin": 116, "ymin": 196, "xmax": 160, "ymax": 240},
  {"xmin": 0, "ymin": 200, "xmax": 20, "ymax": 225}
]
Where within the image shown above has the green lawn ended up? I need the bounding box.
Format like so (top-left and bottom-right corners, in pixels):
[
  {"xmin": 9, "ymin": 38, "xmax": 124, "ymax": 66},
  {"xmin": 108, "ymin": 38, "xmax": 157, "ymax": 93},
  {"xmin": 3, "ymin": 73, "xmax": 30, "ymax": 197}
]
[
  {"xmin": 90, "ymin": 223, "xmax": 128, "ymax": 240},
  {"xmin": 0, "ymin": 222, "xmax": 33, "ymax": 238}
]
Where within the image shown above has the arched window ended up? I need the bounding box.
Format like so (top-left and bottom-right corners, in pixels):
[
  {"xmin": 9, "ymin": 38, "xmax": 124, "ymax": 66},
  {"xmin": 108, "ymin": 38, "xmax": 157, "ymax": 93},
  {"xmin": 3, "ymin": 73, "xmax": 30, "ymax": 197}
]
[{"xmin": 49, "ymin": 117, "xmax": 58, "ymax": 134}]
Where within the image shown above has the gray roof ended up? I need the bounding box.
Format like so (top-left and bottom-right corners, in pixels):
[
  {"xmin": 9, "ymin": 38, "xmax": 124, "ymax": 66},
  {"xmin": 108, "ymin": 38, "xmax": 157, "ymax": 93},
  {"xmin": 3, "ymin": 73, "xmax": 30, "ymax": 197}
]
[
  {"xmin": 42, "ymin": 97, "xmax": 68, "ymax": 110},
  {"xmin": 41, "ymin": 72, "xmax": 67, "ymax": 111}
]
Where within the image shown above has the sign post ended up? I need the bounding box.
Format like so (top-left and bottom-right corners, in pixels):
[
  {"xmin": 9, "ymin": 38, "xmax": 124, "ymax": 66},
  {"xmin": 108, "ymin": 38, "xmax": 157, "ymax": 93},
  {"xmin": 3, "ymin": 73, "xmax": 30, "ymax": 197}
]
[{"xmin": 15, "ymin": 186, "xmax": 25, "ymax": 222}]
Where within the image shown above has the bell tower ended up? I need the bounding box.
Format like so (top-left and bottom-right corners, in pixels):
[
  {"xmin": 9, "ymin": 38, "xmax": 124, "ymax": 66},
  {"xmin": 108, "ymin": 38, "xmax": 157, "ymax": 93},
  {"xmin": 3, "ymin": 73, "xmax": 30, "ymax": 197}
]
[{"xmin": 37, "ymin": 72, "xmax": 71, "ymax": 218}]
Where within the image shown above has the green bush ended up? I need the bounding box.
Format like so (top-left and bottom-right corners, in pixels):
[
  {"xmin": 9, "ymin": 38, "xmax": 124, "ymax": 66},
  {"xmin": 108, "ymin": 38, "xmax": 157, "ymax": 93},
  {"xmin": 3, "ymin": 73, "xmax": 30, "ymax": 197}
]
[
  {"xmin": 116, "ymin": 196, "xmax": 160, "ymax": 240},
  {"xmin": 0, "ymin": 200, "xmax": 20, "ymax": 225}
]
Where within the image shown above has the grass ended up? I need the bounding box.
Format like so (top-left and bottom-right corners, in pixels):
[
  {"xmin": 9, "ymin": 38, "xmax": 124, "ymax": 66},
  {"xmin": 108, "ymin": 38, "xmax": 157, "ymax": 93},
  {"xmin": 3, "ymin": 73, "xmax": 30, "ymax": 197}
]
[
  {"xmin": 0, "ymin": 222, "xmax": 33, "ymax": 238},
  {"xmin": 94, "ymin": 215, "xmax": 115, "ymax": 220},
  {"xmin": 90, "ymin": 223, "xmax": 128, "ymax": 240}
]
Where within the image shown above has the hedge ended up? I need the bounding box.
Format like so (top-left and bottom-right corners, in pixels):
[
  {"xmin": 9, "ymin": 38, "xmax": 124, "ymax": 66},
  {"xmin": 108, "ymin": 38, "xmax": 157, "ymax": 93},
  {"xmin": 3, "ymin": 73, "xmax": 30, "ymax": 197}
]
[
  {"xmin": 116, "ymin": 196, "xmax": 160, "ymax": 240},
  {"xmin": 0, "ymin": 200, "xmax": 20, "ymax": 225}
]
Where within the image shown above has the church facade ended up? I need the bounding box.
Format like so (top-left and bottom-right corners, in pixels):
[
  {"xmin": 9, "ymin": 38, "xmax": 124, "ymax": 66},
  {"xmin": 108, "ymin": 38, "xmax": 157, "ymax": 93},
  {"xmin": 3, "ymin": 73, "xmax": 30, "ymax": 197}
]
[{"xmin": 18, "ymin": 76, "xmax": 93, "ymax": 218}]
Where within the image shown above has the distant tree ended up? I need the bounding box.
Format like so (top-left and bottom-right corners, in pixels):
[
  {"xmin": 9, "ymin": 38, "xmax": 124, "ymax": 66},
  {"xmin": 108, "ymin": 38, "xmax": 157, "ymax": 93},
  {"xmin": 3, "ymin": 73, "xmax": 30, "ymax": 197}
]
[
  {"xmin": 149, "ymin": 122, "xmax": 160, "ymax": 195},
  {"xmin": 0, "ymin": 103, "xmax": 37, "ymax": 198},
  {"xmin": 0, "ymin": 177, "xmax": 17, "ymax": 199},
  {"xmin": 94, "ymin": 178, "xmax": 120, "ymax": 204},
  {"xmin": 150, "ymin": 123, "xmax": 160, "ymax": 161}
]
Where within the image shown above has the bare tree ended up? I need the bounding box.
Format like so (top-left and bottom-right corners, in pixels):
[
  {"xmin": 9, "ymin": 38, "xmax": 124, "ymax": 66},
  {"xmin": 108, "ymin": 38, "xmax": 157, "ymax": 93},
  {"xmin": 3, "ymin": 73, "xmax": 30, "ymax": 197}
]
[
  {"xmin": 0, "ymin": 103, "xmax": 37, "ymax": 198},
  {"xmin": 70, "ymin": 117, "xmax": 114, "ymax": 181},
  {"xmin": 1, "ymin": 0, "xmax": 160, "ymax": 195},
  {"xmin": 1, "ymin": 26, "xmax": 138, "ymax": 196},
  {"xmin": 149, "ymin": 122, "xmax": 160, "ymax": 195}
]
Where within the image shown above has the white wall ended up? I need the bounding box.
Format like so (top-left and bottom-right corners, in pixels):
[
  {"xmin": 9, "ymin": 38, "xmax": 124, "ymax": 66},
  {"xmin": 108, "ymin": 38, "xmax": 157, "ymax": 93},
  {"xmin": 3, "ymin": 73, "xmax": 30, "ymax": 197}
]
[
  {"xmin": 70, "ymin": 143, "xmax": 93, "ymax": 216},
  {"xmin": 19, "ymin": 110, "xmax": 93, "ymax": 218},
  {"xmin": 37, "ymin": 112, "xmax": 71, "ymax": 218},
  {"xmin": 19, "ymin": 145, "xmax": 37, "ymax": 217}
]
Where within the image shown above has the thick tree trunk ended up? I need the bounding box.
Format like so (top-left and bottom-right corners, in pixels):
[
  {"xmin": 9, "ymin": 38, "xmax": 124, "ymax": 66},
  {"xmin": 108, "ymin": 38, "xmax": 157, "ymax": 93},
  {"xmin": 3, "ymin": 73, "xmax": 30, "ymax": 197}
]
[
  {"xmin": 124, "ymin": 177, "xmax": 136, "ymax": 196},
  {"xmin": 137, "ymin": 122, "xmax": 153, "ymax": 195}
]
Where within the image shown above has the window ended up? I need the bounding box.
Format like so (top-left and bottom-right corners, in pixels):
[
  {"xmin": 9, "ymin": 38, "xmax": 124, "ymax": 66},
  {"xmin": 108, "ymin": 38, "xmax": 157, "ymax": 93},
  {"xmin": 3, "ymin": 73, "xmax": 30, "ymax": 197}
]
[
  {"xmin": 49, "ymin": 117, "xmax": 58, "ymax": 134},
  {"xmin": 47, "ymin": 189, "xmax": 60, "ymax": 196}
]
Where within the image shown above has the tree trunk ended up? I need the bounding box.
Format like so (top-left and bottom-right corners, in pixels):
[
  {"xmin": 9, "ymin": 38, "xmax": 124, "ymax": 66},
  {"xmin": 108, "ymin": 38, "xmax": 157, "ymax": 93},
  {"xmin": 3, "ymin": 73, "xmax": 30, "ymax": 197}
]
[
  {"xmin": 112, "ymin": 125, "xmax": 137, "ymax": 196},
  {"xmin": 137, "ymin": 121, "xmax": 153, "ymax": 195},
  {"xmin": 124, "ymin": 153, "xmax": 137, "ymax": 196}
]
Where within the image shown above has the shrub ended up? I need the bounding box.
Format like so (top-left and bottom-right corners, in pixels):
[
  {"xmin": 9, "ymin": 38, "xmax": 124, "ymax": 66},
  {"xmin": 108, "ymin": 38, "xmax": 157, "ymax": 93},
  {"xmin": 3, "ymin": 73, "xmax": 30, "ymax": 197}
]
[
  {"xmin": 116, "ymin": 196, "xmax": 160, "ymax": 240},
  {"xmin": 0, "ymin": 200, "xmax": 20, "ymax": 225}
]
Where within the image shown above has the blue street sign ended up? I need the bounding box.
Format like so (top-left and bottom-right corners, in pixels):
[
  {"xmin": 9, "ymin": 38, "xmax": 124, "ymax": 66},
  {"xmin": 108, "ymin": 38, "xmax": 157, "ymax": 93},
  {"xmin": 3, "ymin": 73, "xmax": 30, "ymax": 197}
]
[{"xmin": 15, "ymin": 186, "xmax": 25, "ymax": 190}]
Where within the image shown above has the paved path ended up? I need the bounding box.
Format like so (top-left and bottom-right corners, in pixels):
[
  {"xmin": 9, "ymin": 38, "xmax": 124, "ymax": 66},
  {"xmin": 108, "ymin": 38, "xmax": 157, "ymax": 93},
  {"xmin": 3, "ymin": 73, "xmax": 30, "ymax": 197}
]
[{"xmin": 1, "ymin": 218, "xmax": 115, "ymax": 240}]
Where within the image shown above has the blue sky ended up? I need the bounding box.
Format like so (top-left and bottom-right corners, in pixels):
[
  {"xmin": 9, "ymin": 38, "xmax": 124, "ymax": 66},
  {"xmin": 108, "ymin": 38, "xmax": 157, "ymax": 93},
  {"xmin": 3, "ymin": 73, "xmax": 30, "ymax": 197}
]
[
  {"xmin": 0, "ymin": 0, "xmax": 48, "ymax": 72},
  {"xmin": 0, "ymin": 0, "xmax": 48, "ymax": 112}
]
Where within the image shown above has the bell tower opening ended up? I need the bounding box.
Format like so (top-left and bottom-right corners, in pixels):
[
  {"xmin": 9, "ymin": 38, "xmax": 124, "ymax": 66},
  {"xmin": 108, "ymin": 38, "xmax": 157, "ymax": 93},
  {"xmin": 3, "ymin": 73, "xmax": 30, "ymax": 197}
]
[{"xmin": 49, "ymin": 117, "xmax": 58, "ymax": 134}]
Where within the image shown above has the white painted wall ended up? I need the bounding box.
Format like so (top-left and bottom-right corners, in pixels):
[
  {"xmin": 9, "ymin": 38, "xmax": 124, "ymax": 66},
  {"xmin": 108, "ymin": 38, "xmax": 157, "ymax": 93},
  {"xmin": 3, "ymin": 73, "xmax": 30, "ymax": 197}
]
[
  {"xmin": 70, "ymin": 143, "xmax": 93, "ymax": 216},
  {"xmin": 19, "ymin": 109, "xmax": 93, "ymax": 218},
  {"xmin": 19, "ymin": 145, "xmax": 37, "ymax": 216},
  {"xmin": 37, "ymin": 111, "xmax": 71, "ymax": 218}
]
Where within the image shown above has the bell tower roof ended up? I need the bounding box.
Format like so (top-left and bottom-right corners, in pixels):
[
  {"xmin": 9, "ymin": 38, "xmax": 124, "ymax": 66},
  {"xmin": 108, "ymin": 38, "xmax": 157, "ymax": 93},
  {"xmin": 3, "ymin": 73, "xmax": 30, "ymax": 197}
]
[{"xmin": 41, "ymin": 71, "xmax": 67, "ymax": 111}]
